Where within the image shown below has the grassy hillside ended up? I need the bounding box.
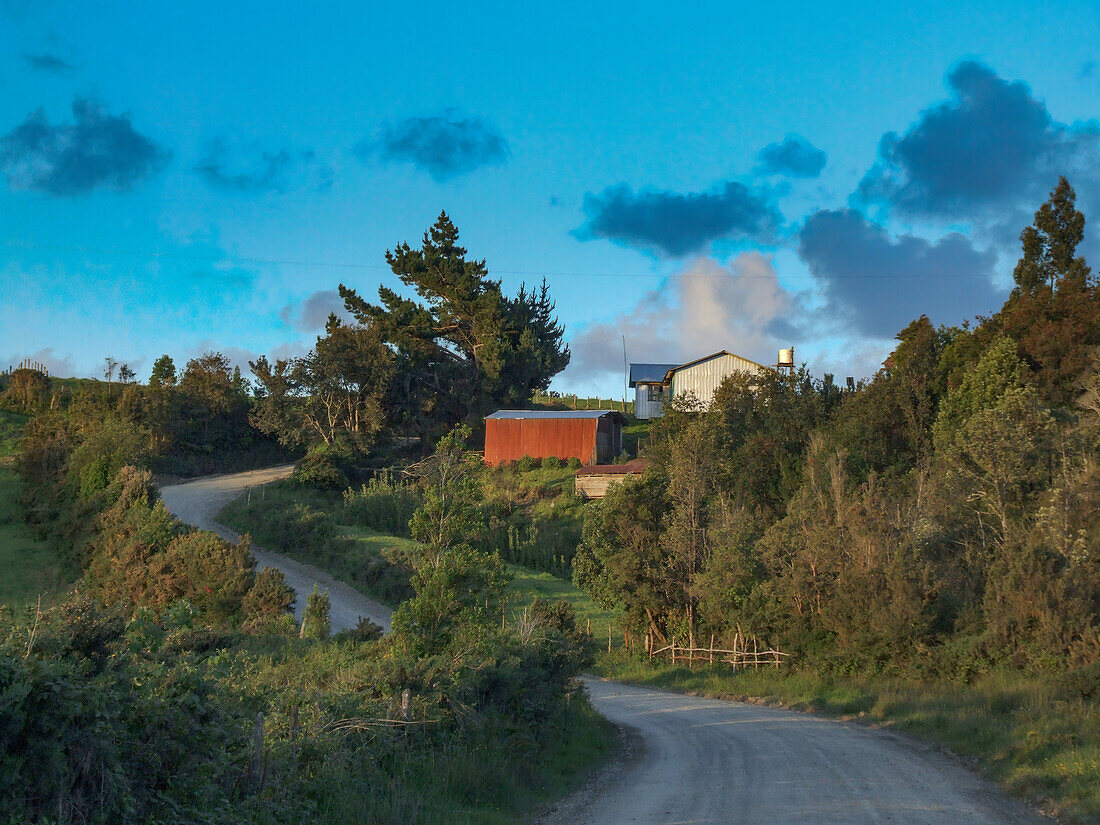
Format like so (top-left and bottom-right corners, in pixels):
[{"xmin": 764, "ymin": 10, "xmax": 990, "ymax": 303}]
[{"xmin": 0, "ymin": 464, "xmax": 79, "ymax": 611}]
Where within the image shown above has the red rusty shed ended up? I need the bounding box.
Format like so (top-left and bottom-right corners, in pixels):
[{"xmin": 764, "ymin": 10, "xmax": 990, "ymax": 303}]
[{"xmin": 484, "ymin": 410, "xmax": 625, "ymax": 466}]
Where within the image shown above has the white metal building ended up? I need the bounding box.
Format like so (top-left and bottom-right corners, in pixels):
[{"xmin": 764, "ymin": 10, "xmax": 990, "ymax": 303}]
[{"xmin": 629, "ymin": 350, "xmax": 773, "ymax": 419}]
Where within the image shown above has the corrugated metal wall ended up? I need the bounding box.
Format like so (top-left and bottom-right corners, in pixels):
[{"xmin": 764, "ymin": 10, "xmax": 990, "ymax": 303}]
[
  {"xmin": 485, "ymin": 418, "xmax": 601, "ymax": 465},
  {"xmin": 672, "ymin": 354, "xmax": 767, "ymax": 408}
]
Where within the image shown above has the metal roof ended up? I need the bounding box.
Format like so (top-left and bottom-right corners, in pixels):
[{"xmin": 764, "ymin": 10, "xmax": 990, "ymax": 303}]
[
  {"xmin": 628, "ymin": 363, "xmax": 680, "ymax": 387},
  {"xmin": 486, "ymin": 409, "xmax": 624, "ymax": 420}
]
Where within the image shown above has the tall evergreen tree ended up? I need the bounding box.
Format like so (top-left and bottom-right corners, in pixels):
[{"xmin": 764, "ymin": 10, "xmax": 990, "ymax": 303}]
[{"xmin": 339, "ymin": 213, "xmax": 570, "ymax": 440}]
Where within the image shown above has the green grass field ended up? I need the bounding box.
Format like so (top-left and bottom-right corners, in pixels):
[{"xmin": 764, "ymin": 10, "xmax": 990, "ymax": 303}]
[
  {"xmin": 0, "ymin": 464, "xmax": 79, "ymax": 611},
  {"xmin": 594, "ymin": 654, "xmax": 1099, "ymax": 824}
]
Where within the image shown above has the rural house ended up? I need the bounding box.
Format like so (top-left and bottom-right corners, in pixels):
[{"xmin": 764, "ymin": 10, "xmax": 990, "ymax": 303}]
[
  {"xmin": 629, "ymin": 349, "xmax": 784, "ymax": 419},
  {"xmin": 483, "ymin": 409, "xmax": 624, "ymax": 466}
]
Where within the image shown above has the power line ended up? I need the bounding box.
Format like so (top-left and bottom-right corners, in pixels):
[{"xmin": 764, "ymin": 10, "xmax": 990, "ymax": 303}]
[{"xmin": 3, "ymin": 239, "xmax": 1003, "ymax": 280}]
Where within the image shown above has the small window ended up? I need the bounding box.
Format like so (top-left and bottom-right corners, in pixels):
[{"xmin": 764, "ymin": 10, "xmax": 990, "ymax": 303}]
[{"xmin": 647, "ymin": 384, "xmax": 665, "ymax": 403}]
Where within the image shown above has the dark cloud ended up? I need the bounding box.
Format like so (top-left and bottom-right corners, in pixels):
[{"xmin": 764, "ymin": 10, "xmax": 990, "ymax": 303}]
[
  {"xmin": 858, "ymin": 61, "xmax": 1100, "ymax": 219},
  {"xmin": 755, "ymin": 134, "xmax": 827, "ymax": 177},
  {"xmin": 362, "ymin": 111, "xmax": 509, "ymax": 181},
  {"xmin": 195, "ymin": 139, "xmax": 333, "ymax": 193},
  {"xmin": 280, "ymin": 290, "xmax": 353, "ymax": 332},
  {"xmin": 21, "ymin": 52, "xmax": 73, "ymax": 72},
  {"xmin": 798, "ymin": 208, "xmax": 1005, "ymax": 338},
  {"xmin": 0, "ymin": 97, "xmax": 169, "ymax": 196},
  {"xmin": 575, "ymin": 181, "xmax": 780, "ymax": 258}
]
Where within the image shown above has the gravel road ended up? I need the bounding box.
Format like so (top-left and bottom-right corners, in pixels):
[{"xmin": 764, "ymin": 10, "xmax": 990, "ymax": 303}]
[
  {"xmin": 539, "ymin": 678, "xmax": 1054, "ymax": 825},
  {"xmin": 159, "ymin": 465, "xmax": 393, "ymax": 632}
]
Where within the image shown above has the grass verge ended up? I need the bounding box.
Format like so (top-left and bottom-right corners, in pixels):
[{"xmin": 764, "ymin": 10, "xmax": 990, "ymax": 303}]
[
  {"xmin": 0, "ymin": 462, "xmax": 80, "ymax": 611},
  {"xmin": 0, "ymin": 410, "xmax": 29, "ymax": 458},
  {"xmin": 594, "ymin": 653, "xmax": 1099, "ymax": 824}
]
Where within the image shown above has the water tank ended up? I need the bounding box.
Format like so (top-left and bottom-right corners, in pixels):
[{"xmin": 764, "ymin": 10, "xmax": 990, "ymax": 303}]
[{"xmin": 777, "ymin": 348, "xmax": 795, "ymax": 367}]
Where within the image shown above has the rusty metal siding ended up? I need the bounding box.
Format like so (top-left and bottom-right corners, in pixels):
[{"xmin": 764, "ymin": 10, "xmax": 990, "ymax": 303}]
[
  {"xmin": 672, "ymin": 353, "xmax": 767, "ymax": 409},
  {"xmin": 484, "ymin": 417, "xmax": 601, "ymax": 465}
]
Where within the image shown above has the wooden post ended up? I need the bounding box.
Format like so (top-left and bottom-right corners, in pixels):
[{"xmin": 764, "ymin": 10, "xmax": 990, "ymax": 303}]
[
  {"xmin": 710, "ymin": 633, "xmax": 715, "ymax": 665},
  {"xmin": 608, "ymin": 622, "xmax": 612, "ymax": 654},
  {"xmin": 587, "ymin": 618, "xmax": 591, "ymax": 639},
  {"xmin": 671, "ymin": 641, "xmax": 676, "ymax": 665}
]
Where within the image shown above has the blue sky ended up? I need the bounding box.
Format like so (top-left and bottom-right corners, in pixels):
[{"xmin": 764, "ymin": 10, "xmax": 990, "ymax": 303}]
[{"xmin": 2, "ymin": 0, "xmax": 1098, "ymax": 394}]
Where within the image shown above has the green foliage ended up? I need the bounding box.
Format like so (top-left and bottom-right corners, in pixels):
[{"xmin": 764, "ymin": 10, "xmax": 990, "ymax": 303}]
[
  {"xmin": 291, "ymin": 442, "xmax": 349, "ymax": 489},
  {"xmin": 301, "ymin": 585, "xmax": 331, "ymax": 639},
  {"xmin": 338, "ymin": 213, "xmax": 570, "ymax": 440},
  {"xmin": 0, "ymin": 409, "xmax": 29, "ymax": 458},
  {"xmin": 148, "ymin": 354, "xmax": 176, "ymax": 388},
  {"xmin": 408, "ymin": 425, "xmax": 484, "ymax": 560},
  {"xmin": 341, "ymin": 469, "xmax": 422, "ymax": 535}
]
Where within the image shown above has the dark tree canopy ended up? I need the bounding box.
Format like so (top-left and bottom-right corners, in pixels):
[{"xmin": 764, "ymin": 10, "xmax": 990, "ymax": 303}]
[{"xmin": 339, "ymin": 212, "xmax": 569, "ymax": 439}]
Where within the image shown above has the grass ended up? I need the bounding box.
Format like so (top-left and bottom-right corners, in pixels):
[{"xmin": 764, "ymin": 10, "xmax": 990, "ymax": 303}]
[
  {"xmin": 0, "ymin": 463, "xmax": 80, "ymax": 611},
  {"xmin": 0, "ymin": 409, "xmax": 29, "ymax": 458},
  {"xmin": 505, "ymin": 563, "xmax": 618, "ymax": 640},
  {"xmin": 594, "ymin": 653, "xmax": 1099, "ymax": 824}
]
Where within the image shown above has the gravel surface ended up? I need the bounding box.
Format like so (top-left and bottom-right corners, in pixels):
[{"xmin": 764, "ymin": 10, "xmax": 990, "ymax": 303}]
[
  {"xmin": 536, "ymin": 677, "xmax": 1056, "ymax": 825},
  {"xmin": 159, "ymin": 465, "xmax": 393, "ymax": 632}
]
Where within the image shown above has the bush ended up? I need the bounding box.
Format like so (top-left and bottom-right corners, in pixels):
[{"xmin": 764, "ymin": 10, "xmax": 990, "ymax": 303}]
[
  {"xmin": 567, "ymin": 457, "xmax": 583, "ymax": 469},
  {"xmin": 540, "ymin": 456, "xmax": 562, "ymax": 470},
  {"xmin": 242, "ymin": 567, "xmax": 295, "ymax": 624},
  {"xmin": 515, "ymin": 455, "xmax": 538, "ymax": 472},
  {"xmin": 292, "ymin": 443, "xmax": 349, "ymax": 489},
  {"xmin": 300, "ymin": 585, "xmax": 331, "ymax": 639}
]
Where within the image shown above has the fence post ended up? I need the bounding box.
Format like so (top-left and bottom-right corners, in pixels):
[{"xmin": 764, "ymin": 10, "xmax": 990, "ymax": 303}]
[
  {"xmin": 608, "ymin": 622, "xmax": 612, "ymax": 654},
  {"xmin": 710, "ymin": 634, "xmax": 715, "ymax": 665}
]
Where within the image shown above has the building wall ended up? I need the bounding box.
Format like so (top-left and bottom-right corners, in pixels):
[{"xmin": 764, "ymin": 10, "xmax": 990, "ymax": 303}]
[
  {"xmin": 484, "ymin": 417, "xmax": 601, "ymax": 465},
  {"xmin": 671, "ymin": 354, "xmax": 767, "ymax": 409},
  {"xmin": 575, "ymin": 473, "xmax": 640, "ymax": 499},
  {"xmin": 634, "ymin": 383, "xmax": 668, "ymax": 420}
]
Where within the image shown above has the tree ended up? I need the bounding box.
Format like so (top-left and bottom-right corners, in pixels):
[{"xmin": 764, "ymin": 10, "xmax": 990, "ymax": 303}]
[
  {"xmin": 1000, "ymin": 177, "xmax": 1100, "ymax": 405},
  {"xmin": 103, "ymin": 356, "xmax": 118, "ymax": 398},
  {"xmin": 339, "ymin": 212, "xmax": 570, "ymax": 439},
  {"xmin": 294, "ymin": 316, "xmax": 393, "ymax": 451},
  {"xmin": 118, "ymin": 364, "xmax": 135, "ymax": 386},
  {"xmin": 408, "ymin": 425, "xmax": 483, "ymax": 565},
  {"xmin": 149, "ymin": 355, "xmax": 176, "ymax": 388}
]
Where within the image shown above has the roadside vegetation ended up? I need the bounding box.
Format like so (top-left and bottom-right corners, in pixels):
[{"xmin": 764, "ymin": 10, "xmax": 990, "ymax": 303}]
[
  {"xmin": 568, "ymin": 180, "xmax": 1099, "ymax": 821},
  {"xmin": 0, "ymin": 219, "xmax": 615, "ymax": 825}
]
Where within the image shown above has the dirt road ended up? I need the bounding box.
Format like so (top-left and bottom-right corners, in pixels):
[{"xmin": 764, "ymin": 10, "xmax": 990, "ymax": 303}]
[
  {"xmin": 540, "ymin": 678, "xmax": 1053, "ymax": 825},
  {"xmin": 159, "ymin": 465, "xmax": 393, "ymax": 632}
]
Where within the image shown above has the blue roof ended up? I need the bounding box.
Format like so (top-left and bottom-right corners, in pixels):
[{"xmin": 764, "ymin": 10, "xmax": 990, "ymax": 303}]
[
  {"xmin": 486, "ymin": 409, "xmax": 623, "ymax": 420},
  {"xmin": 629, "ymin": 363, "xmax": 679, "ymax": 387}
]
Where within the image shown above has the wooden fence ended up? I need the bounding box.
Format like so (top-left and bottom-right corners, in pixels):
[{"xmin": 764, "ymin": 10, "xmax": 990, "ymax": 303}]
[{"xmin": 645, "ymin": 631, "xmax": 788, "ymax": 670}]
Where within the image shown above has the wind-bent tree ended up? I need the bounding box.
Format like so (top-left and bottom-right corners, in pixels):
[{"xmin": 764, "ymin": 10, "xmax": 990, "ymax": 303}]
[{"xmin": 338, "ymin": 212, "xmax": 570, "ymax": 441}]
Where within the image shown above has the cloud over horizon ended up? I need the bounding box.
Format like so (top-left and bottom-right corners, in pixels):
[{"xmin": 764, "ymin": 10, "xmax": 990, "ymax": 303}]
[
  {"xmin": 0, "ymin": 97, "xmax": 169, "ymax": 196},
  {"xmin": 362, "ymin": 110, "xmax": 509, "ymax": 181},
  {"xmin": 756, "ymin": 134, "xmax": 827, "ymax": 177},
  {"xmin": 858, "ymin": 61, "xmax": 1100, "ymax": 220},
  {"xmin": 798, "ymin": 208, "xmax": 1005, "ymax": 339},
  {"xmin": 563, "ymin": 253, "xmax": 795, "ymax": 385},
  {"xmin": 195, "ymin": 139, "xmax": 333, "ymax": 193},
  {"xmin": 575, "ymin": 181, "xmax": 780, "ymax": 258}
]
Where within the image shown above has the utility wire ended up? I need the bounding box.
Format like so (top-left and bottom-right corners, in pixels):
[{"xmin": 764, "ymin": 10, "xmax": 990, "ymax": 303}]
[{"xmin": 3, "ymin": 239, "xmax": 1002, "ymax": 280}]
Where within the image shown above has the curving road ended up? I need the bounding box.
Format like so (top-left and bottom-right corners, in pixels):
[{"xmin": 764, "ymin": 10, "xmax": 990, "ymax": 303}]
[
  {"xmin": 161, "ymin": 468, "xmax": 1053, "ymax": 825},
  {"xmin": 159, "ymin": 465, "xmax": 393, "ymax": 632},
  {"xmin": 540, "ymin": 678, "xmax": 1054, "ymax": 825}
]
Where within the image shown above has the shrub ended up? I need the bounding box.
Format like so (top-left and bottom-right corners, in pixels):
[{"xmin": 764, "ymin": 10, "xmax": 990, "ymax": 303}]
[
  {"xmin": 515, "ymin": 455, "xmax": 538, "ymax": 472},
  {"xmin": 300, "ymin": 586, "xmax": 331, "ymax": 639},
  {"xmin": 540, "ymin": 456, "xmax": 562, "ymax": 470},
  {"xmin": 242, "ymin": 567, "xmax": 295, "ymax": 623},
  {"xmin": 292, "ymin": 443, "xmax": 349, "ymax": 489},
  {"xmin": 567, "ymin": 457, "xmax": 583, "ymax": 469},
  {"xmin": 341, "ymin": 470, "xmax": 421, "ymax": 535}
]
